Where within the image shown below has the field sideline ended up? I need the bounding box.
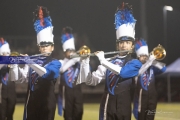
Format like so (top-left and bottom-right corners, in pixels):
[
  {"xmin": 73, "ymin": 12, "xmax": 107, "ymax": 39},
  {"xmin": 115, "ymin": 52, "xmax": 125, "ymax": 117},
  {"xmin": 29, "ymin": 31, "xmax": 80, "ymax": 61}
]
[{"xmin": 14, "ymin": 103, "xmax": 180, "ymax": 120}]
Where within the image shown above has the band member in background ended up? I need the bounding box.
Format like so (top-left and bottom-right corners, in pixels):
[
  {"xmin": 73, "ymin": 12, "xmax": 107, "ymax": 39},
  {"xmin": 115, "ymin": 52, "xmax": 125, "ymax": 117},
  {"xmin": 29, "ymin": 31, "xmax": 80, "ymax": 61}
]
[
  {"xmin": 9, "ymin": 6, "xmax": 61, "ymax": 120},
  {"xmin": 133, "ymin": 39, "xmax": 166, "ymax": 120},
  {"xmin": 58, "ymin": 26, "xmax": 83, "ymax": 120},
  {"xmin": 77, "ymin": 3, "xmax": 142, "ymax": 120},
  {"xmin": 0, "ymin": 38, "xmax": 16, "ymax": 120}
]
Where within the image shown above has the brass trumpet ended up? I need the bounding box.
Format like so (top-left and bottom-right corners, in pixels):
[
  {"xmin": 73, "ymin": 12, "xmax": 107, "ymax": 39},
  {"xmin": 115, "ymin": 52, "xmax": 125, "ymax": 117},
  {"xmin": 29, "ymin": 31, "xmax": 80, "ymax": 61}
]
[
  {"xmin": 70, "ymin": 45, "xmax": 132, "ymax": 58},
  {"xmin": 8, "ymin": 52, "xmax": 20, "ymax": 68},
  {"xmin": 9, "ymin": 52, "xmax": 20, "ymax": 56},
  {"xmin": 151, "ymin": 44, "xmax": 166, "ymax": 60}
]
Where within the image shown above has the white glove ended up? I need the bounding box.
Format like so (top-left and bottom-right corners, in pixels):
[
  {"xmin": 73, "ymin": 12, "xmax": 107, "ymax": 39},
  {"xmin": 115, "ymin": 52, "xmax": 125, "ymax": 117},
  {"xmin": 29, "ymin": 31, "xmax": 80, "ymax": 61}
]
[
  {"xmin": 147, "ymin": 54, "xmax": 156, "ymax": 66},
  {"xmin": 138, "ymin": 54, "xmax": 156, "ymax": 75},
  {"xmin": 76, "ymin": 57, "xmax": 90, "ymax": 85},
  {"xmin": 149, "ymin": 53, "xmax": 156, "ymax": 61},
  {"xmin": 80, "ymin": 56, "xmax": 90, "ymax": 65},
  {"xmin": 95, "ymin": 51, "xmax": 121, "ymax": 75},
  {"xmin": 95, "ymin": 51, "xmax": 106, "ymax": 63},
  {"xmin": 8, "ymin": 64, "xmax": 19, "ymax": 81}
]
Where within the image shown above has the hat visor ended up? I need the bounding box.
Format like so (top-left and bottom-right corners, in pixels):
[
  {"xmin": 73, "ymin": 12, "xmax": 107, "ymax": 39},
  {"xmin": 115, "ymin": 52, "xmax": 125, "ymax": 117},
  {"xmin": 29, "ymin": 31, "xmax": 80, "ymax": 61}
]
[
  {"xmin": 116, "ymin": 36, "xmax": 134, "ymax": 42},
  {"xmin": 38, "ymin": 42, "xmax": 54, "ymax": 47}
]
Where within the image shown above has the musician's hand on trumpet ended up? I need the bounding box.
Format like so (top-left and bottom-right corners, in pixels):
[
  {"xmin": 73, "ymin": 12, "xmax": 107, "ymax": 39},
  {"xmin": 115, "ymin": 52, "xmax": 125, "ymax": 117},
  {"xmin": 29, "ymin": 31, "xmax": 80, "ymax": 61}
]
[
  {"xmin": 75, "ymin": 45, "xmax": 90, "ymax": 63},
  {"xmin": 70, "ymin": 45, "xmax": 132, "ymax": 59},
  {"xmin": 138, "ymin": 44, "xmax": 166, "ymax": 75},
  {"xmin": 149, "ymin": 53, "xmax": 156, "ymax": 61},
  {"xmin": 94, "ymin": 51, "xmax": 106, "ymax": 63}
]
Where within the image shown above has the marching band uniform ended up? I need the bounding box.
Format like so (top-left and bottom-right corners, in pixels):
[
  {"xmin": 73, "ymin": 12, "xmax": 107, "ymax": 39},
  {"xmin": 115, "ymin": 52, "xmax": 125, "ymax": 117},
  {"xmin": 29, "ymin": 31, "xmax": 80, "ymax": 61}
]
[
  {"xmin": 58, "ymin": 27, "xmax": 83, "ymax": 120},
  {"xmin": 77, "ymin": 3, "xmax": 142, "ymax": 120},
  {"xmin": 0, "ymin": 39, "xmax": 16, "ymax": 120},
  {"xmin": 9, "ymin": 6, "xmax": 61, "ymax": 120},
  {"xmin": 133, "ymin": 39, "xmax": 166, "ymax": 120}
]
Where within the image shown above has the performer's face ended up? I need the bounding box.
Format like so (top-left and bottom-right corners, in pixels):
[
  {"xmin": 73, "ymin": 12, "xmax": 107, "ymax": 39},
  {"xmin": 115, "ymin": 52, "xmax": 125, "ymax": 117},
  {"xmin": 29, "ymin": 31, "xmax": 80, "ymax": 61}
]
[
  {"xmin": 39, "ymin": 45, "xmax": 54, "ymax": 56},
  {"xmin": 64, "ymin": 50, "xmax": 75, "ymax": 59},
  {"xmin": 139, "ymin": 55, "xmax": 148, "ymax": 64},
  {"xmin": 117, "ymin": 40, "xmax": 133, "ymax": 56}
]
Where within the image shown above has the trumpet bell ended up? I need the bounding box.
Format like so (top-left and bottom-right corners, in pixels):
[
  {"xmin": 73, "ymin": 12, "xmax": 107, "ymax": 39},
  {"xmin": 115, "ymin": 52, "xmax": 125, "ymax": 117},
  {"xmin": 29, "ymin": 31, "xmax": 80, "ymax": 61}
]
[
  {"xmin": 152, "ymin": 44, "xmax": 166, "ymax": 60},
  {"xmin": 10, "ymin": 52, "xmax": 20, "ymax": 56},
  {"xmin": 8, "ymin": 52, "xmax": 20, "ymax": 68},
  {"xmin": 78, "ymin": 45, "xmax": 91, "ymax": 55}
]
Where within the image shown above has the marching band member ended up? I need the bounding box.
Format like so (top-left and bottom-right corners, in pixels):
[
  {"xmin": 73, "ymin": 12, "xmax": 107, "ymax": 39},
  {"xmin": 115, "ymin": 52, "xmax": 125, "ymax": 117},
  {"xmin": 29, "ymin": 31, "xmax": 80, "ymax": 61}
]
[
  {"xmin": 133, "ymin": 39, "xmax": 166, "ymax": 120},
  {"xmin": 77, "ymin": 3, "xmax": 142, "ymax": 120},
  {"xmin": 0, "ymin": 37, "xmax": 16, "ymax": 120},
  {"xmin": 9, "ymin": 6, "xmax": 61, "ymax": 120},
  {"xmin": 58, "ymin": 27, "xmax": 83, "ymax": 120}
]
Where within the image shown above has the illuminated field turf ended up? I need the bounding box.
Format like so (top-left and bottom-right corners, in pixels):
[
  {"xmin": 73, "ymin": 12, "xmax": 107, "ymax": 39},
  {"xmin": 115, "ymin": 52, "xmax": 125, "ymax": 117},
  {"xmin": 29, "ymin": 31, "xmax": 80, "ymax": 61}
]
[{"xmin": 14, "ymin": 103, "xmax": 180, "ymax": 120}]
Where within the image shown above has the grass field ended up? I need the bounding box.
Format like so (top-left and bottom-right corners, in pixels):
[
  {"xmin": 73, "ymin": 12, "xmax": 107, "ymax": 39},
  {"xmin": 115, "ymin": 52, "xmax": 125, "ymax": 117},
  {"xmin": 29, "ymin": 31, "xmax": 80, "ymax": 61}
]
[{"xmin": 14, "ymin": 103, "xmax": 180, "ymax": 120}]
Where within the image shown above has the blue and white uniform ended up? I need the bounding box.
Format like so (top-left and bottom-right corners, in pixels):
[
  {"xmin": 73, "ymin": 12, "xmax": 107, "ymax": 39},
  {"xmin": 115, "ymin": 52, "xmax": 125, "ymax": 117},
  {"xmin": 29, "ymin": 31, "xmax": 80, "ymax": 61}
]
[
  {"xmin": 58, "ymin": 26, "xmax": 83, "ymax": 120},
  {"xmin": 133, "ymin": 39, "xmax": 166, "ymax": 120},
  {"xmin": 133, "ymin": 61, "xmax": 166, "ymax": 120},
  {"xmin": 10, "ymin": 56, "xmax": 61, "ymax": 120},
  {"xmin": 9, "ymin": 6, "xmax": 61, "ymax": 120},
  {"xmin": 0, "ymin": 39, "xmax": 16, "ymax": 120},
  {"xmin": 0, "ymin": 65, "xmax": 16, "ymax": 120},
  {"xmin": 78, "ymin": 54, "xmax": 142, "ymax": 120},
  {"xmin": 58, "ymin": 58, "xmax": 83, "ymax": 120},
  {"xmin": 77, "ymin": 3, "xmax": 141, "ymax": 120}
]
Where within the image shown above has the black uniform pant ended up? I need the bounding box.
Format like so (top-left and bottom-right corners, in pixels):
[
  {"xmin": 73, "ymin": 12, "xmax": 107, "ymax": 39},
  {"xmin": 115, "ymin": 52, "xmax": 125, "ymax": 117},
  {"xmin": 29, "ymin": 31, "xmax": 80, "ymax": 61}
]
[
  {"xmin": 138, "ymin": 90, "xmax": 157, "ymax": 120},
  {"xmin": 99, "ymin": 90, "xmax": 132, "ymax": 120},
  {"xmin": 26, "ymin": 90, "xmax": 56, "ymax": 120},
  {"xmin": 64, "ymin": 87, "xmax": 83, "ymax": 120},
  {"xmin": 0, "ymin": 97, "xmax": 16, "ymax": 120},
  {"xmin": 0, "ymin": 82, "xmax": 16, "ymax": 120}
]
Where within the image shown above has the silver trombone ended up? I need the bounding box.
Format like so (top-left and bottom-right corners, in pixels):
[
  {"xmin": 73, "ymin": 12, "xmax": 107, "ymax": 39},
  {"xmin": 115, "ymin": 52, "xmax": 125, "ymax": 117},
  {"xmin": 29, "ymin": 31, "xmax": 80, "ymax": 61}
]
[
  {"xmin": 31, "ymin": 52, "xmax": 51, "ymax": 57},
  {"xmin": 9, "ymin": 52, "xmax": 51, "ymax": 57},
  {"xmin": 70, "ymin": 45, "xmax": 132, "ymax": 58}
]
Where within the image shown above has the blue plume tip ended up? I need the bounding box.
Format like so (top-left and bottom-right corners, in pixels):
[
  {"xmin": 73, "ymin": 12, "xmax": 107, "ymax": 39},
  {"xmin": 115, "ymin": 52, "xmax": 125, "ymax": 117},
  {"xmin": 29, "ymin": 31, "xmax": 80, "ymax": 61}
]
[
  {"xmin": 61, "ymin": 34, "xmax": 73, "ymax": 44},
  {"xmin": 33, "ymin": 6, "xmax": 53, "ymax": 34},
  {"xmin": 114, "ymin": 3, "xmax": 136, "ymax": 30},
  {"xmin": 0, "ymin": 38, "xmax": 8, "ymax": 47},
  {"xmin": 135, "ymin": 39, "xmax": 147, "ymax": 51},
  {"xmin": 61, "ymin": 27, "xmax": 74, "ymax": 44},
  {"xmin": 34, "ymin": 16, "xmax": 52, "ymax": 34}
]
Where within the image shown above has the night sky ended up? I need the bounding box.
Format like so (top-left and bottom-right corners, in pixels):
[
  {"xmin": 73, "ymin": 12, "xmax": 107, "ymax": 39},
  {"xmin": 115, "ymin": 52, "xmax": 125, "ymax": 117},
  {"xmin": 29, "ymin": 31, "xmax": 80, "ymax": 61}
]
[{"xmin": 0, "ymin": 0, "xmax": 180, "ymax": 65}]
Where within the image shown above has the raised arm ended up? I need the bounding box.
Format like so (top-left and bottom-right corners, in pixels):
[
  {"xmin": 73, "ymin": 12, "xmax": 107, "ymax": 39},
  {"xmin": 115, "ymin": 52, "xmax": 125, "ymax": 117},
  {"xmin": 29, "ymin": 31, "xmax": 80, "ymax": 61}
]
[
  {"xmin": 152, "ymin": 60, "xmax": 166, "ymax": 75},
  {"xmin": 119, "ymin": 59, "xmax": 142, "ymax": 78},
  {"xmin": 95, "ymin": 51, "xmax": 142, "ymax": 78},
  {"xmin": 76, "ymin": 57, "xmax": 106, "ymax": 86},
  {"xmin": 59, "ymin": 57, "xmax": 80, "ymax": 73},
  {"xmin": 9, "ymin": 59, "xmax": 61, "ymax": 82},
  {"xmin": 33, "ymin": 60, "xmax": 61, "ymax": 79}
]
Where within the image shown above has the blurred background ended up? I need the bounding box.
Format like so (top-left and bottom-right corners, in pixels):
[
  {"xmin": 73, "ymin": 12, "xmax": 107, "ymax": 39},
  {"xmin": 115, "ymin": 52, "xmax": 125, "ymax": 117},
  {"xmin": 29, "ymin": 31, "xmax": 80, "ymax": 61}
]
[{"xmin": 0, "ymin": 0, "xmax": 180, "ymax": 119}]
